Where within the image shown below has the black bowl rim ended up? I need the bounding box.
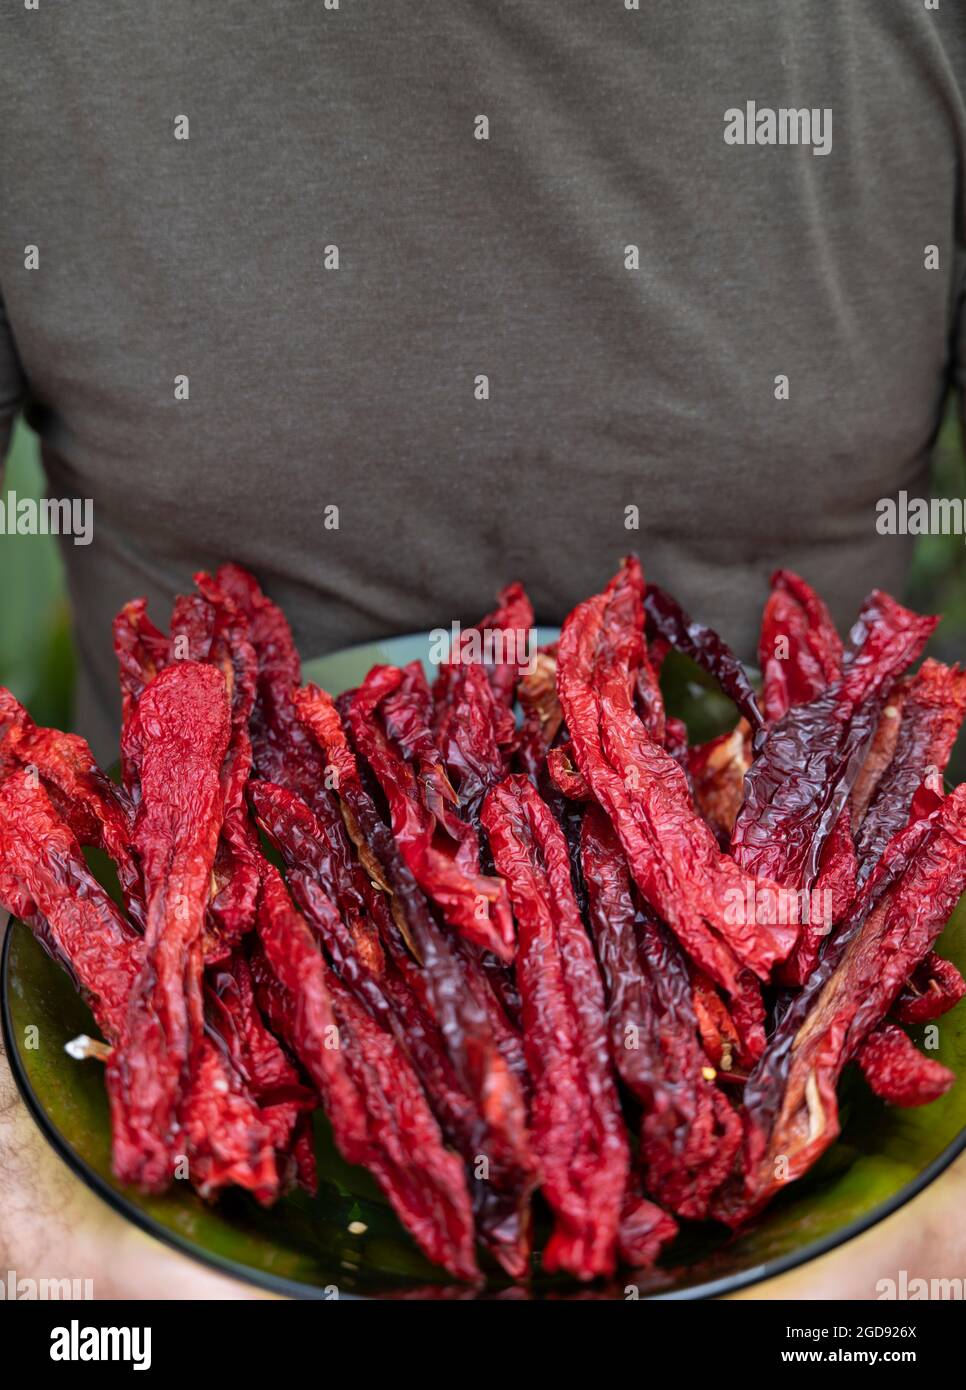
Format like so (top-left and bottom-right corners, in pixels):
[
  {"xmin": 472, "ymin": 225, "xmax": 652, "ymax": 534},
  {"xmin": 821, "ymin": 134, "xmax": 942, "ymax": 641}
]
[{"xmin": 5, "ymin": 917, "xmax": 966, "ymax": 1302}]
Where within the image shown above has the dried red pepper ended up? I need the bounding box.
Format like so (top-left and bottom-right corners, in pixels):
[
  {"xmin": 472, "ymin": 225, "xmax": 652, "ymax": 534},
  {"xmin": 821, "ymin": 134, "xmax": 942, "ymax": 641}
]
[
  {"xmin": 856, "ymin": 1022, "xmax": 954, "ymax": 1108},
  {"xmin": 255, "ymin": 861, "xmax": 480, "ymax": 1281},
  {"xmin": 758, "ymin": 569, "xmax": 843, "ymax": 724},
  {"xmin": 177, "ymin": 1039, "xmax": 279, "ymax": 1203},
  {"xmin": 250, "ymin": 777, "xmax": 535, "ymax": 1271},
  {"xmin": 206, "ymin": 951, "xmax": 318, "ymax": 1188},
  {"xmin": 294, "ymin": 682, "xmax": 537, "ymax": 1278},
  {"xmin": 617, "ymin": 1193, "xmax": 678, "ymax": 1270},
  {"xmin": 212, "ymin": 562, "xmax": 329, "ymax": 804},
  {"xmin": 348, "ymin": 664, "xmax": 516, "ymax": 961},
  {"xmin": 310, "ymin": 678, "xmax": 532, "ymax": 1097},
  {"xmin": 851, "ymin": 683, "xmax": 908, "ymax": 831},
  {"xmin": 0, "ymin": 769, "xmax": 279, "ymax": 1202},
  {"xmin": 113, "ymin": 598, "xmax": 170, "ymax": 744},
  {"xmin": 0, "ymin": 769, "xmax": 143, "ymax": 1040},
  {"xmin": 433, "ymin": 581, "xmax": 535, "ymax": 714},
  {"xmin": 732, "ymin": 589, "xmax": 936, "ymax": 898},
  {"xmin": 188, "ymin": 571, "xmax": 264, "ymax": 948},
  {"xmin": 107, "ymin": 661, "xmax": 231, "ymax": 1190},
  {"xmin": 545, "ymin": 742, "xmax": 592, "ymax": 801},
  {"xmin": 719, "ymin": 779, "xmax": 966, "ymax": 1224},
  {"xmin": 778, "ymin": 807, "xmax": 858, "ymax": 987},
  {"xmin": 855, "ymin": 658, "xmax": 966, "ymax": 882},
  {"xmin": 112, "ymin": 574, "xmax": 264, "ymax": 954},
  {"xmin": 557, "ymin": 559, "xmax": 796, "ymax": 996},
  {"xmin": 0, "ymin": 688, "xmax": 143, "ymax": 926},
  {"xmin": 482, "ymin": 776, "xmax": 630, "ymax": 1278},
  {"xmin": 686, "ymin": 720, "xmax": 751, "ymax": 845},
  {"xmin": 579, "ymin": 804, "xmax": 742, "ymax": 1219},
  {"xmin": 514, "ymin": 647, "xmax": 563, "ymax": 783},
  {"xmin": 893, "ymin": 950, "xmax": 966, "ymax": 1025}
]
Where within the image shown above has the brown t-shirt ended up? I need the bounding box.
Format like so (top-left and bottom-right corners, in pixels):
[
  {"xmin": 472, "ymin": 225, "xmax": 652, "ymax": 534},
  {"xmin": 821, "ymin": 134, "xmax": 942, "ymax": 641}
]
[{"xmin": 1, "ymin": 1, "xmax": 965, "ymax": 757}]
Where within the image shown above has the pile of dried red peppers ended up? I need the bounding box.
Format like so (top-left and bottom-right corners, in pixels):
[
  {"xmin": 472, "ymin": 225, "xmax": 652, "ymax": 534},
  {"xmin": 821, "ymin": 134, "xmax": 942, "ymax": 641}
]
[{"xmin": 2, "ymin": 557, "xmax": 965, "ymax": 1284}]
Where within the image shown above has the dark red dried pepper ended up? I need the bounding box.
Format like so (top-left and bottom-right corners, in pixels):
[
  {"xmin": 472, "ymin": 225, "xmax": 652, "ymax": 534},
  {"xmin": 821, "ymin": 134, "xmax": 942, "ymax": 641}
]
[
  {"xmin": 482, "ymin": 776, "xmax": 630, "ymax": 1279},
  {"xmin": 617, "ymin": 1192, "xmax": 678, "ymax": 1271},
  {"xmin": 558, "ymin": 559, "xmax": 796, "ymax": 996},
  {"xmin": 855, "ymin": 658, "xmax": 966, "ymax": 883},
  {"xmin": 732, "ymin": 589, "xmax": 935, "ymax": 898},
  {"xmin": 0, "ymin": 769, "xmax": 279, "ymax": 1202},
  {"xmin": 348, "ymin": 664, "xmax": 516, "ymax": 961},
  {"xmin": 212, "ymin": 563, "xmax": 330, "ymax": 805},
  {"xmin": 856, "ymin": 1021, "xmax": 954, "ymax": 1108},
  {"xmin": 255, "ymin": 861, "xmax": 480, "ymax": 1281},
  {"xmin": 189, "ymin": 571, "xmax": 264, "ymax": 948},
  {"xmin": 719, "ymin": 779, "xmax": 966, "ymax": 1224},
  {"xmin": 578, "ymin": 804, "xmax": 742, "ymax": 1220},
  {"xmin": 205, "ymin": 951, "xmax": 318, "ymax": 1188},
  {"xmin": 250, "ymin": 777, "xmax": 535, "ymax": 1272},
  {"xmin": 0, "ymin": 688, "xmax": 143, "ymax": 927},
  {"xmin": 294, "ymin": 683, "xmax": 537, "ymax": 1278},
  {"xmin": 758, "ymin": 569, "xmax": 843, "ymax": 725},
  {"xmin": 893, "ymin": 950, "xmax": 966, "ymax": 1025},
  {"xmin": 107, "ymin": 661, "xmax": 231, "ymax": 1191}
]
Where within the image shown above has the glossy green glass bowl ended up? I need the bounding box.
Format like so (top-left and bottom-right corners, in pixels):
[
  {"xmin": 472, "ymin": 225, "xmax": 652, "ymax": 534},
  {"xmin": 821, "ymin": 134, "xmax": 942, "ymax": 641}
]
[{"xmin": 4, "ymin": 632, "xmax": 966, "ymax": 1300}]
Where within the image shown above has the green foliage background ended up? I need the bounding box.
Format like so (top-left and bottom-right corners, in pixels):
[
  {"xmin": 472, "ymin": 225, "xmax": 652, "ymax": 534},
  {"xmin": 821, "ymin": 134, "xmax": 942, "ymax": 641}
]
[
  {"xmin": 1, "ymin": 421, "xmax": 74, "ymax": 730},
  {"xmin": 1, "ymin": 413, "xmax": 964, "ymax": 774}
]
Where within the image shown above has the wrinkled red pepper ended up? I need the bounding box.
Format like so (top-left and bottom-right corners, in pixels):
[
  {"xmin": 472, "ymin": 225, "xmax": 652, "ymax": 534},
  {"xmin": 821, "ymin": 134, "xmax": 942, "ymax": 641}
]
[
  {"xmin": 718, "ymin": 779, "xmax": 966, "ymax": 1224},
  {"xmin": 893, "ymin": 950, "xmax": 966, "ymax": 1025},
  {"xmin": 250, "ymin": 777, "xmax": 535, "ymax": 1273},
  {"xmin": 206, "ymin": 951, "xmax": 318, "ymax": 1189},
  {"xmin": 212, "ymin": 562, "xmax": 330, "ymax": 805},
  {"xmin": 579, "ymin": 804, "xmax": 742, "ymax": 1220},
  {"xmin": 293, "ymin": 682, "xmax": 537, "ymax": 1278},
  {"xmin": 617, "ymin": 1193, "xmax": 678, "ymax": 1270},
  {"xmin": 0, "ymin": 769, "xmax": 279, "ymax": 1202},
  {"xmin": 557, "ymin": 559, "xmax": 796, "ymax": 996},
  {"xmin": 851, "ymin": 683, "xmax": 908, "ymax": 831},
  {"xmin": 433, "ymin": 581, "xmax": 535, "ymax": 714},
  {"xmin": 113, "ymin": 598, "xmax": 170, "ymax": 750},
  {"xmin": 255, "ymin": 861, "xmax": 480, "ymax": 1281},
  {"xmin": 343, "ymin": 667, "xmax": 517, "ymax": 961},
  {"xmin": 107, "ymin": 661, "xmax": 231, "ymax": 1191},
  {"xmin": 514, "ymin": 647, "xmax": 563, "ymax": 783},
  {"xmin": 856, "ymin": 1021, "xmax": 954, "ymax": 1108},
  {"xmin": 686, "ymin": 720, "xmax": 752, "ymax": 846},
  {"xmin": 855, "ymin": 658, "xmax": 966, "ymax": 882},
  {"xmin": 758, "ymin": 569, "xmax": 843, "ymax": 724},
  {"xmin": 0, "ymin": 688, "xmax": 143, "ymax": 927},
  {"xmin": 733, "ymin": 589, "xmax": 937, "ymax": 894},
  {"xmin": 0, "ymin": 769, "xmax": 143, "ymax": 1039},
  {"xmin": 482, "ymin": 776, "xmax": 630, "ymax": 1279}
]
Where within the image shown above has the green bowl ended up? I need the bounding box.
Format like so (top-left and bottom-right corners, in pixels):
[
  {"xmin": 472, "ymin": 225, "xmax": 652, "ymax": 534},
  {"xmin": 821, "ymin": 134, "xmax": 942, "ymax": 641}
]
[{"xmin": 4, "ymin": 632, "xmax": 966, "ymax": 1300}]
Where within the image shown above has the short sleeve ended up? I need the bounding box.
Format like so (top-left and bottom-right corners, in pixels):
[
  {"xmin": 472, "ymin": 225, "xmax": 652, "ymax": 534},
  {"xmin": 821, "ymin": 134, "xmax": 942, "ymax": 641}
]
[{"xmin": 0, "ymin": 286, "xmax": 26, "ymax": 471}]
